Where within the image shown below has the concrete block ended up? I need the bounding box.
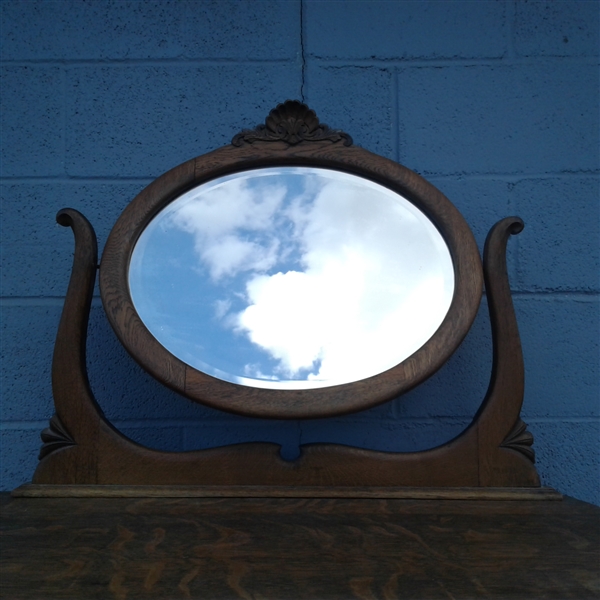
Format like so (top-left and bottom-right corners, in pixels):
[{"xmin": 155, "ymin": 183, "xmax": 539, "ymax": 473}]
[
  {"xmin": 531, "ymin": 420, "xmax": 599, "ymax": 506},
  {"xmin": 65, "ymin": 65, "xmax": 301, "ymax": 177},
  {"xmin": 300, "ymin": 418, "xmax": 470, "ymax": 453},
  {"xmin": 349, "ymin": 399, "xmax": 397, "ymax": 422},
  {"xmin": 1, "ymin": 182, "xmax": 146, "ymax": 296},
  {"xmin": 0, "ymin": 306, "xmax": 57, "ymax": 422},
  {"xmin": 430, "ymin": 177, "xmax": 513, "ymax": 251},
  {"xmin": 515, "ymin": 0, "xmax": 600, "ymax": 57},
  {"xmin": 397, "ymin": 63, "xmax": 599, "ymax": 175},
  {"xmin": 181, "ymin": 0, "xmax": 300, "ymax": 60},
  {"xmin": 512, "ymin": 178, "xmax": 600, "ymax": 292},
  {"xmin": 118, "ymin": 425, "xmax": 183, "ymax": 453},
  {"xmin": 1, "ymin": 0, "xmax": 299, "ymax": 61},
  {"xmin": 305, "ymin": 66, "xmax": 393, "ymax": 157},
  {"xmin": 305, "ymin": 0, "xmax": 507, "ymax": 60},
  {"xmin": 0, "ymin": 428, "xmax": 40, "ymax": 491},
  {"xmin": 0, "ymin": 67, "xmax": 63, "ymax": 177},
  {"xmin": 517, "ymin": 296, "xmax": 599, "ymax": 418},
  {"xmin": 0, "ymin": 244, "xmax": 73, "ymax": 299}
]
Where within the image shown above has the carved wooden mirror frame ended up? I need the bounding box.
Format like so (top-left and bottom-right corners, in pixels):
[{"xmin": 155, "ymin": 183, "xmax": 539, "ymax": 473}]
[
  {"xmin": 23, "ymin": 101, "xmax": 544, "ymax": 496},
  {"xmin": 101, "ymin": 112, "xmax": 480, "ymax": 419}
]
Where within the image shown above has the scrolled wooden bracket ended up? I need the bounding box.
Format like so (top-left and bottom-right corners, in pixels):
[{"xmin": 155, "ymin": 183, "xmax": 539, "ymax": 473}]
[
  {"xmin": 34, "ymin": 208, "xmax": 102, "ymax": 483},
  {"xmin": 475, "ymin": 216, "xmax": 539, "ymax": 486}
]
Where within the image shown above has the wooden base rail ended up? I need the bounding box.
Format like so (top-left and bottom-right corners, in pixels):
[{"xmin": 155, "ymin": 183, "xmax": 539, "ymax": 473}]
[{"xmin": 13, "ymin": 484, "xmax": 561, "ymax": 500}]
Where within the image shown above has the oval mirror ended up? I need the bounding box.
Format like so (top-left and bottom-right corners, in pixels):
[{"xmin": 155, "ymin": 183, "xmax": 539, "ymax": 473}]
[
  {"xmin": 100, "ymin": 126, "xmax": 482, "ymax": 419},
  {"xmin": 129, "ymin": 167, "xmax": 454, "ymax": 390}
]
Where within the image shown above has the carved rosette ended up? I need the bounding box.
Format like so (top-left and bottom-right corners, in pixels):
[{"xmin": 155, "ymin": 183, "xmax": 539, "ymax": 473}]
[
  {"xmin": 232, "ymin": 100, "xmax": 353, "ymax": 147},
  {"xmin": 38, "ymin": 414, "xmax": 76, "ymax": 460},
  {"xmin": 501, "ymin": 419, "xmax": 535, "ymax": 463}
]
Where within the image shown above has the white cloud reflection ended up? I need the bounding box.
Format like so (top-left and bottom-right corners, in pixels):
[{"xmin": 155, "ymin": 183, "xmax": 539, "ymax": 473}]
[
  {"xmin": 129, "ymin": 168, "xmax": 454, "ymax": 389},
  {"xmin": 168, "ymin": 176, "xmax": 286, "ymax": 280}
]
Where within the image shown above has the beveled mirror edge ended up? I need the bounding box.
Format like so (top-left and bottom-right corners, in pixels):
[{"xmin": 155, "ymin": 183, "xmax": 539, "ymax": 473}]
[{"xmin": 99, "ymin": 140, "xmax": 483, "ymax": 419}]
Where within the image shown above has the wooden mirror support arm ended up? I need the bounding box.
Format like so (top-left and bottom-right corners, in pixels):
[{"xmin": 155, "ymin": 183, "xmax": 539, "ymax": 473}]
[{"xmin": 30, "ymin": 211, "xmax": 540, "ymax": 491}]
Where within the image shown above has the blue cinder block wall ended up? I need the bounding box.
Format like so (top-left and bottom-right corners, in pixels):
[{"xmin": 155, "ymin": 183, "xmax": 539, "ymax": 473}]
[{"xmin": 1, "ymin": 1, "xmax": 598, "ymax": 504}]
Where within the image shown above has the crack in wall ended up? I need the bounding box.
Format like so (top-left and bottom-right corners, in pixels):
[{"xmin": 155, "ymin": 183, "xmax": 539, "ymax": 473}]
[{"xmin": 300, "ymin": 0, "xmax": 306, "ymax": 101}]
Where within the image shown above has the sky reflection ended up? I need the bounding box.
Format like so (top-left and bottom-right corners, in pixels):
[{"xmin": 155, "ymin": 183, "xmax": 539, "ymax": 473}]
[{"xmin": 129, "ymin": 167, "xmax": 454, "ymax": 389}]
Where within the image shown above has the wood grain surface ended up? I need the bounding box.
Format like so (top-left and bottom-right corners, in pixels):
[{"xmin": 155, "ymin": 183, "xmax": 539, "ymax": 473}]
[
  {"xmin": 14, "ymin": 484, "xmax": 562, "ymax": 500},
  {"xmin": 2, "ymin": 494, "xmax": 598, "ymax": 599}
]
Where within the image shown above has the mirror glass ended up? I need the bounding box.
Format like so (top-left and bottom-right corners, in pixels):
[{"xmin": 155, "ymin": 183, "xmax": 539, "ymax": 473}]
[{"xmin": 129, "ymin": 167, "xmax": 454, "ymax": 390}]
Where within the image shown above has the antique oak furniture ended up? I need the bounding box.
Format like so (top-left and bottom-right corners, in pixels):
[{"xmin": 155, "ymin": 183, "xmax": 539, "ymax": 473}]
[
  {"xmin": 6, "ymin": 102, "xmax": 599, "ymax": 600},
  {"xmin": 19, "ymin": 101, "xmax": 543, "ymax": 495}
]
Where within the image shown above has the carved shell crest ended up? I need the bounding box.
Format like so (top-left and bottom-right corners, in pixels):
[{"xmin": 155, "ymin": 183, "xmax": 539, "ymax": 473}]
[{"xmin": 232, "ymin": 100, "xmax": 353, "ymax": 147}]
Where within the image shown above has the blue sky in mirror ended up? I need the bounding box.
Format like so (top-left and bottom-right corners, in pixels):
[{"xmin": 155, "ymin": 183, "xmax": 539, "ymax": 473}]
[{"xmin": 129, "ymin": 168, "xmax": 454, "ymax": 390}]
